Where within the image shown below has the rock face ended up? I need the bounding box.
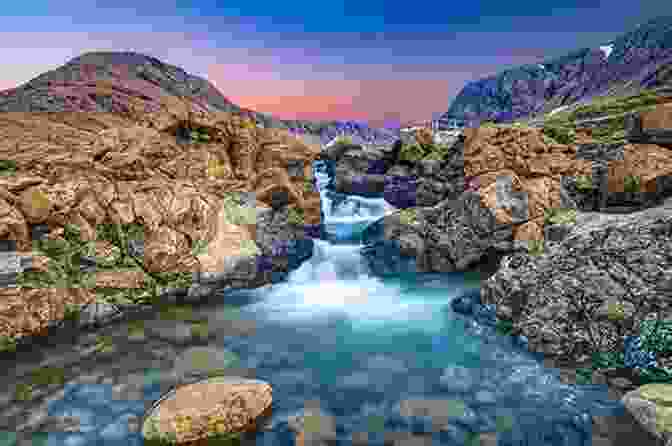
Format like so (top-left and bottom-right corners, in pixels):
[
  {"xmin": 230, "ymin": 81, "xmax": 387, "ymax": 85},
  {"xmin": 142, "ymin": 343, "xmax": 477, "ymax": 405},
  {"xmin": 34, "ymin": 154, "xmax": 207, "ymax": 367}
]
[
  {"xmin": 360, "ymin": 116, "xmax": 672, "ymax": 278},
  {"xmin": 628, "ymin": 101, "xmax": 672, "ymax": 147},
  {"xmin": 141, "ymin": 376, "xmax": 272, "ymax": 444},
  {"xmin": 0, "ymin": 94, "xmax": 322, "ymax": 341},
  {"xmin": 479, "ymin": 197, "xmax": 672, "ymax": 363},
  {"xmin": 441, "ymin": 16, "xmax": 672, "ymax": 126}
]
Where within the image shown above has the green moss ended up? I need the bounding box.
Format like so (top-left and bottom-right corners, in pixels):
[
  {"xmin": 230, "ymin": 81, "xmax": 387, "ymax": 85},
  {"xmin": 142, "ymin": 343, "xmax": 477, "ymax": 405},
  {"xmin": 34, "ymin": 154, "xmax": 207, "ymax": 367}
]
[
  {"xmin": 624, "ymin": 174, "xmax": 642, "ymax": 193},
  {"xmin": 142, "ymin": 430, "xmax": 242, "ymax": 446},
  {"xmin": 570, "ymin": 90, "xmax": 661, "ymax": 121},
  {"xmin": 527, "ymin": 239, "xmax": 545, "ymax": 256},
  {"xmin": 14, "ymin": 383, "xmax": 33, "ymax": 401},
  {"xmin": 398, "ymin": 208, "xmax": 418, "ymax": 225},
  {"xmin": 574, "ymin": 175, "xmax": 594, "ymax": 191},
  {"xmin": 495, "ymin": 319, "xmax": 515, "ymax": 336},
  {"xmin": 399, "ymin": 143, "xmax": 426, "ymax": 162},
  {"xmin": 287, "ymin": 207, "xmax": 305, "ymax": 225},
  {"xmin": 189, "ymin": 127, "xmax": 212, "ymax": 143},
  {"xmin": 542, "ymin": 125, "xmax": 576, "ymax": 145},
  {"xmin": 543, "ymin": 208, "xmax": 577, "ymax": 226},
  {"xmin": 190, "ymin": 322, "xmax": 210, "ymax": 339},
  {"xmin": 333, "ymin": 135, "xmax": 353, "ymax": 146},
  {"xmin": 30, "ymin": 366, "xmax": 66, "ymax": 387},
  {"xmin": 0, "ymin": 159, "xmax": 17, "ymax": 176},
  {"xmin": 221, "ymin": 193, "xmax": 257, "ymax": 225},
  {"xmin": 303, "ymin": 177, "xmax": 315, "ymax": 193},
  {"xmin": 94, "ymin": 335, "xmax": 115, "ymax": 353},
  {"xmin": 0, "ymin": 335, "xmax": 17, "ymax": 354},
  {"xmin": 62, "ymin": 303, "xmax": 81, "ymax": 323}
]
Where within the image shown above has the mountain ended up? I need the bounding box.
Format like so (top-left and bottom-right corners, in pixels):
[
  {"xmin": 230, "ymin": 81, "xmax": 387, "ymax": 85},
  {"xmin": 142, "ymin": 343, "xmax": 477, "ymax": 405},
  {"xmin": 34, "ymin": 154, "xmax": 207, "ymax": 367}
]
[
  {"xmin": 0, "ymin": 51, "xmax": 397, "ymax": 145},
  {"xmin": 441, "ymin": 16, "xmax": 672, "ymax": 126}
]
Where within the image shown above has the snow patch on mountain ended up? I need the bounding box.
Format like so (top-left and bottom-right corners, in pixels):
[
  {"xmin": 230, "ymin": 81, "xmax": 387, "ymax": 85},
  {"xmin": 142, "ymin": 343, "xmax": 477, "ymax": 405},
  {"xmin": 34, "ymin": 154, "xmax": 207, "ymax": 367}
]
[{"xmin": 599, "ymin": 44, "xmax": 614, "ymax": 59}]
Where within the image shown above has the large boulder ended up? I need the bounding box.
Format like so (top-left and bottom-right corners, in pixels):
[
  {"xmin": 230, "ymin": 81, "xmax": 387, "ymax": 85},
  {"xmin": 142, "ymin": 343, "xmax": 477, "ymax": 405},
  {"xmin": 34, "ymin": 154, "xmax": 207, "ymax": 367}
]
[
  {"xmin": 141, "ymin": 376, "xmax": 272, "ymax": 445},
  {"xmin": 480, "ymin": 197, "xmax": 672, "ymax": 364},
  {"xmin": 322, "ymin": 131, "xmax": 465, "ymax": 209},
  {"xmin": 622, "ymin": 384, "xmax": 672, "ymax": 446},
  {"xmin": 361, "ymin": 192, "xmax": 517, "ymax": 276}
]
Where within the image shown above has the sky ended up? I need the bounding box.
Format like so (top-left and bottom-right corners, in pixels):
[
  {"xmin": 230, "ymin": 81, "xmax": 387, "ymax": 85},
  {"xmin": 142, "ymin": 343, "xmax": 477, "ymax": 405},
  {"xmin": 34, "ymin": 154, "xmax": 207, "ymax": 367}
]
[{"xmin": 1, "ymin": 0, "xmax": 671, "ymax": 127}]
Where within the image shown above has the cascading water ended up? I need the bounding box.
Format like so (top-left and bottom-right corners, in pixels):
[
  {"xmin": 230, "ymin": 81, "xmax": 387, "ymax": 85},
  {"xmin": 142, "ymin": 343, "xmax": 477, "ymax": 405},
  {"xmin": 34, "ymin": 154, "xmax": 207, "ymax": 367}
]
[
  {"xmin": 245, "ymin": 159, "xmax": 459, "ymax": 331},
  {"xmin": 7, "ymin": 157, "xmax": 627, "ymax": 446},
  {"xmin": 229, "ymin": 158, "xmax": 626, "ymax": 446}
]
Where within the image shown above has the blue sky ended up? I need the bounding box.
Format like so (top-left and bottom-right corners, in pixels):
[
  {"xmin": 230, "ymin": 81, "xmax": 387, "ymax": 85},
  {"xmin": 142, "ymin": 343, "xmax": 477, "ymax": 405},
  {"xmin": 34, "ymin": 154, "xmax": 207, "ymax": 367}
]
[{"xmin": 1, "ymin": 0, "xmax": 671, "ymax": 125}]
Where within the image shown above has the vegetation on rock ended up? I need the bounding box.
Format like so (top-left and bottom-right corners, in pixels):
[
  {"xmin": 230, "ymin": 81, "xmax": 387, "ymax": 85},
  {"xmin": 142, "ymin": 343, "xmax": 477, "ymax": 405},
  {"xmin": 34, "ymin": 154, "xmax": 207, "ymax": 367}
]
[
  {"xmin": 287, "ymin": 207, "xmax": 305, "ymax": 225},
  {"xmin": 397, "ymin": 208, "xmax": 418, "ymax": 226},
  {"xmin": 543, "ymin": 208, "xmax": 577, "ymax": 226}
]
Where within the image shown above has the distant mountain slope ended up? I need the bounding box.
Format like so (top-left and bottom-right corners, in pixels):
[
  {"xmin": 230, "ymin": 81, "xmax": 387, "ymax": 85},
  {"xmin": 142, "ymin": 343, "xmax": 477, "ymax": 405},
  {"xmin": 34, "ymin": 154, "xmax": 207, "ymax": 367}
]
[
  {"xmin": 0, "ymin": 51, "xmax": 398, "ymax": 145},
  {"xmin": 441, "ymin": 16, "xmax": 672, "ymax": 126}
]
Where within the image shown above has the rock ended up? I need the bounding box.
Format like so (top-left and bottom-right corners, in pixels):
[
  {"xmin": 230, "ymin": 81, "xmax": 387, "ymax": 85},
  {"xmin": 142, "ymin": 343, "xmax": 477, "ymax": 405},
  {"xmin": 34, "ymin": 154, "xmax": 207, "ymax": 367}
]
[
  {"xmin": 0, "ymin": 65, "xmax": 322, "ymax": 341},
  {"xmin": 286, "ymin": 407, "xmax": 338, "ymax": 446},
  {"xmin": 480, "ymin": 197, "xmax": 672, "ymax": 364},
  {"xmin": 622, "ymin": 384, "xmax": 672, "ymax": 445},
  {"xmin": 141, "ymin": 376, "xmax": 272, "ymax": 444}
]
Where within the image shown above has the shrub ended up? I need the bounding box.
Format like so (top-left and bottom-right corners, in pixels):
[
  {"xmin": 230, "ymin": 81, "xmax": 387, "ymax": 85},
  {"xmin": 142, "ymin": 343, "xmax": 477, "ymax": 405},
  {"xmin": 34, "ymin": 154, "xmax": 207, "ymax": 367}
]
[
  {"xmin": 189, "ymin": 128, "xmax": 211, "ymax": 143},
  {"xmin": 287, "ymin": 207, "xmax": 305, "ymax": 225},
  {"xmin": 575, "ymin": 175, "xmax": 594, "ymax": 191},
  {"xmin": 527, "ymin": 239, "xmax": 545, "ymax": 256},
  {"xmin": 399, "ymin": 143, "xmax": 426, "ymax": 162},
  {"xmin": 0, "ymin": 335, "xmax": 17, "ymax": 354},
  {"xmin": 333, "ymin": 134, "xmax": 353, "ymax": 146},
  {"xmin": 543, "ymin": 208, "xmax": 577, "ymax": 226},
  {"xmin": 398, "ymin": 208, "xmax": 418, "ymax": 225},
  {"xmin": 303, "ymin": 177, "xmax": 315, "ymax": 193},
  {"xmin": 94, "ymin": 335, "xmax": 114, "ymax": 353},
  {"xmin": 0, "ymin": 159, "xmax": 17, "ymax": 176},
  {"xmin": 63, "ymin": 303, "xmax": 81, "ymax": 323},
  {"xmin": 542, "ymin": 125, "xmax": 576, "ymax": 145},
  {"xmin": 624, "ymin": 174, "xmax": 641, "ymax": 193}
]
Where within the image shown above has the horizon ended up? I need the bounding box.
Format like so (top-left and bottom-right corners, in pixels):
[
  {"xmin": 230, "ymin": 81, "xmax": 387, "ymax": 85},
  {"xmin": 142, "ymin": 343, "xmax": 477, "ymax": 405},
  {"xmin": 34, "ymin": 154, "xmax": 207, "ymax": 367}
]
[{"xmin": 1, "ymin": 1, "xmax": 671, "ymax": 126}]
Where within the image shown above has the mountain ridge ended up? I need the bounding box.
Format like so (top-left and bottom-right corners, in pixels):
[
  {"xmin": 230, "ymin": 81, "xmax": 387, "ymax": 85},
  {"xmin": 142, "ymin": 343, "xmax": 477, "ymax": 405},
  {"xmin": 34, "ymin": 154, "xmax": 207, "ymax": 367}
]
[
  {"xmin": 440, "ymin": 15, "xmax": 672, "ymax": 126},
  {"xmin": 0, "ymin": 51, "xmax": 399, "ymax": 145}
]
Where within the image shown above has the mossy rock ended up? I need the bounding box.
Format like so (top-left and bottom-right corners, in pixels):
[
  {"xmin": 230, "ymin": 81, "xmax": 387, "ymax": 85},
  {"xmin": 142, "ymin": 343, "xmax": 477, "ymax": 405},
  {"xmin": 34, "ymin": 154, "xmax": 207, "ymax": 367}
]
[
  {"xmin": 624, "ymin": 175, "xmax": 642, "ymax": 193},
  {"xmin": 399, "ymin": 143, "xmax": 426, "ymax": 162},
  {"xmin": 0, "ymin": 159, "xmax": 17, "ymax": 176},
  {"xmin": 542, "ymin": 125, "xmax": 575, "ymax": 145},
  {"xmin": 543, "ymin": 208, "xmax": 577, "ymax": 226},
  {"xmin": 287, "ymin": 207, "xmax": 305, "ymax": 225},
  {"xmin": 527, "ymin": 239, "xmax": 545, "ymax": 256},
  {"xmin": 575, "ymin": 175, "xmax": 594, "ymax": 191},
  {"xmin": 332, "ymin": 135, "xmax": 354, "ymax": 146},
  {"xmin": 636, "ymin": 384, "xmax": 672, "ymax": 435},
  {"xmin": 398, "ymin": 208, "xmax": 418, "ymax": 225}
]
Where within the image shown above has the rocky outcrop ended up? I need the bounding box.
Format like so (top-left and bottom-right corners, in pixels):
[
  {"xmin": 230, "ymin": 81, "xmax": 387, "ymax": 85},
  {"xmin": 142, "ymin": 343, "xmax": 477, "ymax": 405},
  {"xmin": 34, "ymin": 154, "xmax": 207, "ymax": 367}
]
[
  {"xmin": 0, "ymin": 96, "xmax": 322, "ymax": 341},
  {"xmin": 479, "ymin": 196, "xmax": 672, "ymax": 364},
  {"xmin": 441, "ymin": 16, "xmax": 672, "ymax": 125},
  {"xmin": 627, "ymin": 101, "xmax": 672, "ymax": 147},
  {"xmin": 141, "ymin": 376, "xmax": 272, "ymax": 444},
  {"xmin": 321, "ymin": 131, "xmax": 465, "ymax": 209}
]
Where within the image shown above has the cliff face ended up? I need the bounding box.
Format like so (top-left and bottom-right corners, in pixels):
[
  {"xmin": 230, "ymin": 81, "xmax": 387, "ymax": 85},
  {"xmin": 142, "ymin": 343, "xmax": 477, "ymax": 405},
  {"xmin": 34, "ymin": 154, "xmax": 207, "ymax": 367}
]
[
  {"xmin": 441, "ymin": 16, "xmax": 672, "ymax": 126},
  {"xmin": 0, "ymin": 51, "xmax": 398, "ymax": 146}
]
